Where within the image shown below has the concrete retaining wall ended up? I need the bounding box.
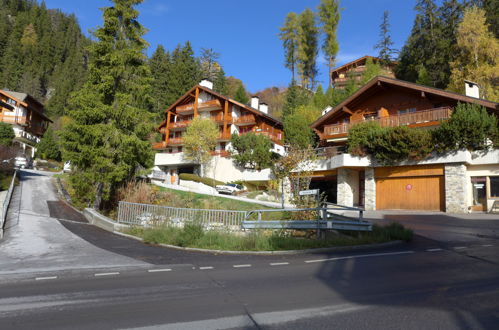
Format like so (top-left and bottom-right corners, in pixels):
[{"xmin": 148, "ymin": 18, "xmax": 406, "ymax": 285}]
[{"xmin": 83, "ymin": 208, "xmax": 129, "ymax": 232}]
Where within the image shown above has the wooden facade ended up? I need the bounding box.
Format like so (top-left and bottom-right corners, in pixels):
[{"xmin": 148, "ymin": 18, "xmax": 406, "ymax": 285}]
[
  {"xmin": 154, "ymin": 84, "xmax": 284, "ymax": 152},
  {"xmin": 0, "ymin": 90, "xmax": 51, "ymax": 140},
  {"xmin": 331, "ymin": 56, "xmax": 396, "ymax": 89},
  {"xmin": 312, "ymin": 76, "xmax": 499, "ymax": 145}
]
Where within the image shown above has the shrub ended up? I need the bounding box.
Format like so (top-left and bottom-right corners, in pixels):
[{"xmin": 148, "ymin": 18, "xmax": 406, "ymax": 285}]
[
  {"xmin": 0, "ymin": 122, "xmax": 15, "ymax": 146},
  {"xmin": 433, "ymin": 103, "xmax": 499, "ymax": 152},
  {"xmin": 348, "ymin": 122, "xmax": 433, "ymax": 164},
  {"xmin": 372, "ymin": 223, "xmax": 413, "ymax": 242},
  {"xmin": 178, "ymin": 173, "xmax": 224, "ymax": 187}
]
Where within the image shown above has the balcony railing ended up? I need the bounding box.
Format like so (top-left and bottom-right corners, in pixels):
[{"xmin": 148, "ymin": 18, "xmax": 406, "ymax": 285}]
[
  {"xmin": 168, "ymin": 120, "xmax": 190, "ymax": 129},
  {"xmin": 152, "ymin": 141, "xmax": 167, "ymax": 150},
  {"xmin": 218, "ymin": 132, "xmax": 232, "ymax": 140},
  {"xmin": 323, "ymin": 107, "xmax": 452, "ymax": 137},
  {"xmin": 1, "ymin": 115, "xmax": 28, "ymax": 126},
  {"xmin": 234, "ymin": 114, "xmax": 256, "ymax": 125},
  {"xmin": 176, "ymin": 99, "xmax": 222, "ymax": 114},
  {"xmin": 167, "ymin": 137, "xmax": 183, "ymax": 145},
  {"xmin": 253, "ymin": 131, "xmax": 283, "ymax": 144},
  {"xmin": 314, "ymin": 146, "xmax": 347, "ymax": 158},
  {"xmin": 211, "ymin": 113, "xmax": 233, "ymax": 123}
]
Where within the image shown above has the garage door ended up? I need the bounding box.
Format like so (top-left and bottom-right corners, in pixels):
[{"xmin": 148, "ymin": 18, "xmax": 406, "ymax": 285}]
[{"xmin": 375, "ymin": 165, "xmax": 444, "ymax": 211}]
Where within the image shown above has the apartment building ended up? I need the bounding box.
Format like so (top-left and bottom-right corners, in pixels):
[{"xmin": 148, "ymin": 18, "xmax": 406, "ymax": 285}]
[
  {"xmin": 0, "ymin": 90, "xmax": 52, "ymax": 157},
  {"xmin": 310, "ymin": 76, "xmax": 499, "ymax": 213},
  {"xmin": 153, "ymin": 80, "xmax": 284, "ymax": 184}
]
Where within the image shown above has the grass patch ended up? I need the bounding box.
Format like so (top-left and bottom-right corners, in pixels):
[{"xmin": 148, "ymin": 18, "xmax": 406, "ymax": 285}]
[
  {"xmin": 0, "ymin": 169, "xmax": 16, "ymax": 191},
  {"xmin": 125, "ymin": 222, "xmax": 413, "ymax": 251}
]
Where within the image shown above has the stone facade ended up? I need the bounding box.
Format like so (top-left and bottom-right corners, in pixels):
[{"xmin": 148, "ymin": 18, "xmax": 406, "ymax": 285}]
[
  {"xmin": 445, "ymin": 163, "xmax": 468, "ymax": 213},
  {"xmin": 337, "ymin": 168, "xmax": 359, "ymax": 206},
  {"xmin": 364, "ymin": 167, "xmax": 376, "ymax": 210}
]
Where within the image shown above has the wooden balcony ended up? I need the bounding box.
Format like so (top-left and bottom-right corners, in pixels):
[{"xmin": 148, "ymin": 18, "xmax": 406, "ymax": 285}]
[
  {"xmin": 211, "ymin": 150, "xmax": 231, "ymax": 157},
  {"xmin": 167, "ymin": 137, "xmax": 183, "ymax": 146},
  {"xmin": 168, "ymin": 120, "xmax": 190, "ymax": 130},
  {"xmin": 1, "ymin": 115, "xmax": 28, "ymax": 126},
  {"xmin": 234, "ymin": 114, "xmax": 256, "ymax": 126},
  {"xmin": 323, "ymin": 107, "xmax": 453, "ymax": 137},
  {"xmin": 176, "ymin": 99, "xmax": 222, "ymax": 114},
  {"xmin": 152, "ymin": 141, "xmax": 168, "ymax": 150},
  {"xmin": 253, "ymin": 131, "xmax": 283, "ymax": 144},
  {"xmin": 211, "ymin": 113, "xmax": 233, "ymax": 124}
]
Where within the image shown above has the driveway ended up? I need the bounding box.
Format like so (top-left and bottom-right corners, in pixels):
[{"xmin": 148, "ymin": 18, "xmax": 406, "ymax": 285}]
[{"xmin": 0, "ymin": 170, "xmax": 148, "ymax": 275}]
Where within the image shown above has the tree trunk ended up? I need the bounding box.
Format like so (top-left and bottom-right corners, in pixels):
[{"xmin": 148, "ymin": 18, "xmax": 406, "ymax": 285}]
[
  {"xmin": 94, "ymin": 181, "xmax": 103, "ymax": 210},
  {"xmin": 329, "ymin": 56, "xmax": 333, "ymax": 87}
]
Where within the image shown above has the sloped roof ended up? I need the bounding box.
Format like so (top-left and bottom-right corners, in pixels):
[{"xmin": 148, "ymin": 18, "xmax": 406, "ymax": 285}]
[
  {"xmin": 159, "ymin": 84, "xmax": 282, "ymax": 128},
  {"xmin": 332, "ymin": 55, "xmax": 396, "ymax": 78},
  {"xmin": 311, "ymin": 76, "xmax": 499, "ymax": 129}
]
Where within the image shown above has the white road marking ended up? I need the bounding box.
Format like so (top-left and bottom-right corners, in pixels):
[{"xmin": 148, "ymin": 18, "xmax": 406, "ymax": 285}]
[
  {"xmin": 482, "ymin": 244, "xmax": 493, "ymax": 247},
  {"xmin": 94, "ymin": 272, "xmax": 120, "ymax": 277},
  {"xmin": 199, "ymin": 266, "xmax": 214, "ymax": 270},
  {"xmin": 270, "ymin": 262, "xmax": 289, "ymax": 266},
  {"xmin": 453, "ymin": 246, "xmax": 467, "ymax": 250},
  {"xmin": 304, "ymin": 250, "xmax": 415, "ymax": 263},
  {"xmin": 426, "ymin": 248, "xmax": 443, "ymax": 252},
  {"xmin": 35, "ymin": 276, "xmax": 57, "ymax": 281},
  {"xmin": 147, "ymin": 268, "xmax": 172, "ymax": 273},
  {"xmin": 233, "ymin": 264, "xmax": 251, "ymax": 268}
]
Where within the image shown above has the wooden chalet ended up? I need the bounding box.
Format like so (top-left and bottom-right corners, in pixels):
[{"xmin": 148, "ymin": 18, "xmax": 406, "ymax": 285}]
[{"xmin": 332, "ymin": 55, "xmax": 396, "ymax": 89}]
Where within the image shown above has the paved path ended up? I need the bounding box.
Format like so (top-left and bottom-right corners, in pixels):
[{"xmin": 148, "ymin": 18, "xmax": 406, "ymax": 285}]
[{"xmin": 0, "ymin": 170, "xmax": 148, "ymax": 275}]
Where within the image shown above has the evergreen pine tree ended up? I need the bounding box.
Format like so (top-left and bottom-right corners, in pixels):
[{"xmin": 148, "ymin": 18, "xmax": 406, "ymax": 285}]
[
  {"xmin": 149, "ymin": 44, "xmax": 171, "ymax": 116},
  {"xmin": 234, "ymin": 82, "xmax": 249, "ymax": 104},
  {"xmin": 297, "ymin": 9, "xmax": 319, "ymax": 89},
  {"xmin": 279, "ymin": 12, "xmax": 299, "ymax": 82},
  {"xmin": 374, "ymin": 11, "xmax": 396, "ymax": 65},
  {"xmin": 61, "ymin": 0, "xmax": 153, "ymax": 209},
  {"xmin": 213, "ymin": 67, "xmax": 228, "ymax": 95},
  {"xmin": 317, "ymin": 0, "xmax": 340, "ymax": 87}
]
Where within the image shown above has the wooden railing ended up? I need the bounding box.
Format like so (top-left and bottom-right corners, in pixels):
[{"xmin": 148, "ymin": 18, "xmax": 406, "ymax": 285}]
[
  {"xmin": 234, "ymin": 114, "xmax": 256, "ymax": 125},
  {"xmin": 176, "ymin": 99, "xmax": 222, "ymax": 113},
  {"xmin": 1, "ymin": 116, "xmax": 27, "ymax": 126},
  {"xmin": 211, "ymin": 150, "xmax": 231, "ymax": 157},
  {"xmin": 212, "ymin": 114, "xmax": 233, "ymax": 123},
  {"xmin": 167, "ymin": 137, "xmax": 183, "ymax": 145},
  {"xmin": 168, "ymin": 120, "xmax": 190, "ymax": 129},
  {"xmin": 218, "ymin": 132, "xmax": 232, "ymax": 140},
  {"xmin": 324, "ymin": 107, "xmax": 452, "ymax": 136},
  {"xmin": 253, "ymin": 131, "xmax": 283, "ymax": 144},
  {"xmin": 152, "ymin": 141, "xmax": 167, "ymax": 150}
]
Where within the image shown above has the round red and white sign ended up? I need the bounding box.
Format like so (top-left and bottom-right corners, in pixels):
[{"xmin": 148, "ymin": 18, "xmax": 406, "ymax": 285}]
[{"xmin": 406, "ymin": 184, "xmax": 413, "ymax": 191}]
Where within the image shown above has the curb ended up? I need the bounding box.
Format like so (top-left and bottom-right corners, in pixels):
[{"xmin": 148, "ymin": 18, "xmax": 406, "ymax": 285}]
[{"xmin": 111, "ymin": 230, "xmax": 404, "ymax": 255}]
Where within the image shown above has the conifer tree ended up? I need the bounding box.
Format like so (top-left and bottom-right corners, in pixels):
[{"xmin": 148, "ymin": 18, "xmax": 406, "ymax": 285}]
[
  {"xmin": 234, "ymin": 82, "xmax": 249, "ymax": 104},
  {"xmin": 149, "ymin": 44, "xmax": 170, "ymax": 116},
  {"xmin": 279, "ymin": 12, "xmax": 299, "ymax": 82},
  {"xmin": 200, "ymin": 47, "xmax": 220, "ymax": 81},
  {"xmin": 213, "ymin": 67, "xmax": 228, "ymax": 95},
  {"xmin": 374, "ymin": 11, "xmax": 396, "ymax": 65},
  {"xmin": 297, "ymin": 9, "xmax": 319, "ymax": 89},
  {"xmin": 61, "ymin": 0, "xmax": 153, "ymax": 209},
  {"xmin": 317, "ymin": 0, "xmax": 341, "ymax": 87},
  {"xmin": 360, "ymin": 58, "xmax": 382, "ymax": 85}
]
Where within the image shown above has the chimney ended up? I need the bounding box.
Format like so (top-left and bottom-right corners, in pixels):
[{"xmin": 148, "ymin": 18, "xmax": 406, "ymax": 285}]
[
  {"xmin": 322, "ymin": 106, "xmax": 332, "ymax": 116},
  {"xmin": 464, "ymin": 80, "xmax": 480, "ymax": 98},
  {"xmin": 251, "ymin": 96, "xmax": 259, "ymax": 109},
  {"xmin": 200, "ymin": 79, "xmax": 213, "ymax": 89},
  {"xmin": 259, "ymin": 102, "xmax": 268, "ymax": 114}
]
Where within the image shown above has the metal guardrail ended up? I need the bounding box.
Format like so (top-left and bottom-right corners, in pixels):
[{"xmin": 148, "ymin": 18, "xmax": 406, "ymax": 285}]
[
  {"xmin": 243, "ymin": 205, "xmax": 371, "ymax": 232},
  {"xmin": 117, "ymin": 201, "xmax": 246, "ymax": 229},
  {"xmin": 1, "ymin": 170, "xmax": 17, "ymax": 233}
]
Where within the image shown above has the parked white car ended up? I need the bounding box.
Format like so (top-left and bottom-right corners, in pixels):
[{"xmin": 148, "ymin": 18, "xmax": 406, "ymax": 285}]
[
  {"xmin": 14, "ymin": 156, "xmax": 29, "ymax": 169},
  {"xmin": 63, "ymin": 161, "xmax": 72, "ymax": 173},
  {"xmin": 215, "ymin": 183, "xmax": 244, "ymax": 195}
]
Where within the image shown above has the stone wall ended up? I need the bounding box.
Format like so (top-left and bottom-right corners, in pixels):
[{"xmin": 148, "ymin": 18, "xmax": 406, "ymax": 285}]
[
  {"xmin": 445, "ymin": 163, "xmax": 468, "ymax": 213},
  {"xmin": 364, "ymin": 167, "xmax": 376, "ymax": 210},
  {"xmin": 337, "ymin": 168, "xmax": 359, "ymax": 207}
]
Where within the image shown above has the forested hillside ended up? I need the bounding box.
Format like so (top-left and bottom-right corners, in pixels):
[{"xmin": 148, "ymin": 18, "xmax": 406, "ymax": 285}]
[{"xmin": 0, "ymin": 0, "xmax": 89, "ymax": 117}]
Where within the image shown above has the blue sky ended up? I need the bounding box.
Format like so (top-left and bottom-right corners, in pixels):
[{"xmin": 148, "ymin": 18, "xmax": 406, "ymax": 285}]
[{"xmin": 43, "ymin": 0, "xmax": 420, "ymax": 93}]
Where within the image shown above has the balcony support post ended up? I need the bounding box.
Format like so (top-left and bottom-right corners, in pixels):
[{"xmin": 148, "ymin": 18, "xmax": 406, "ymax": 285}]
[
  {"xmin": 223, "ymin": 99, "xmax": 229, "ymax": 138},
  {"xmin": 193, "ymin": 87, "xmax": 199, "ymax": 118},
  {"xmin": 165, "ymin": 111, "xmax": 171, "ymax": 146}
]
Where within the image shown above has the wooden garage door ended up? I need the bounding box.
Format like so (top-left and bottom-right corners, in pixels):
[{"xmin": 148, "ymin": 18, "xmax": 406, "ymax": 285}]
[{"xmin": 375, "ymin": 165, "xmax": 444, "ymax": 211}]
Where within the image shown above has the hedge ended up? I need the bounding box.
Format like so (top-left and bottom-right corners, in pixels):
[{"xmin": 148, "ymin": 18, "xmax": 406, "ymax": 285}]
[{"xmin": 178, "ymin": 173, "xmax": 225, "ymax": 187}]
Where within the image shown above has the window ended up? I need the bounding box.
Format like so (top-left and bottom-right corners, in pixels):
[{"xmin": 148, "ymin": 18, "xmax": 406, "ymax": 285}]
[
  {"xmin": 398, "ymin": 108, "xmax": 416, "ymax": 115},
  {"xmin": 178, "ymin": 146, "xmax": 182, "ymax": 153},
  {"xmin": 490, "ymin": 177, "xmax": 499, "ymax": 198},
  {"xmin": 364, "ymin": 113, "xmax": 376, "ymax": 121},
  {"xmin": 7, "ymin": 98, "xmax": 15, "ymax": 106}
]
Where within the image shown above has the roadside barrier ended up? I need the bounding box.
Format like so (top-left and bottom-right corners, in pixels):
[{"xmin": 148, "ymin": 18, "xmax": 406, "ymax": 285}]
[{"xmin": 0, "ymin": 170, "xmax": 17, "ymax": 239}]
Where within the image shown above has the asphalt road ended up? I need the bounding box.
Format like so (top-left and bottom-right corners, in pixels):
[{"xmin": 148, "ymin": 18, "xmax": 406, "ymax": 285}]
[{"xmin": 1, "ymin": 170, "xmax": 498, "ymax": 329}]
